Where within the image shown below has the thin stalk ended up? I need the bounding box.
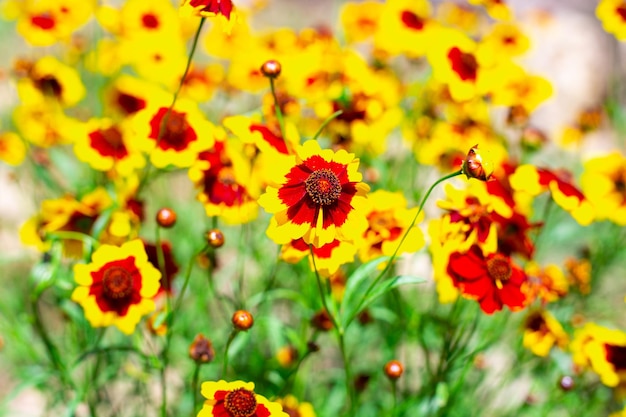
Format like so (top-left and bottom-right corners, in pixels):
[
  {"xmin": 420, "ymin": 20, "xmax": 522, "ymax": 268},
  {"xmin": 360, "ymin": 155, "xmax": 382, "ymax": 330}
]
[
  {"xmin": 221, "ymin": 330, "xmax": 238, "ymax": 378},
  {"xmin": 269, "ymin": 77, "xmax": 286, "ymax": 142},
  {"xmin": 191, "ymin": 362, "xmax": 201, "ymax": 416},
  {"xmin": 311, "ymin": 110, "xmax": 343, "ymax": 141}
]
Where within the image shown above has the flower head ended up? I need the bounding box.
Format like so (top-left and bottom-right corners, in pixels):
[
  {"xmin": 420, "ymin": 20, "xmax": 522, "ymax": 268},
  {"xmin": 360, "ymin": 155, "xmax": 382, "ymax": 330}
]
[
  {"xmin": 258, "ymin": 140, "xmax": 370, "ymax": 248},
  {"xmin": 71, "ymin": 239, "xmax": 161, "ymax": 334},
  {"xmin": 581, "ymin": 152, "xmax": 626, "ymax": 225},
  {"xmin": 198, "ymin": 380, "xmax": 288, "ymax": 417},
  {"xmin": 180, "ymin": 0, "xmax": 237, "ymax": 34},
  {"xmin": 597, "ymin": 0, "xmax": 626, "ymax": 41},
  {"xmin": 522, "ymin": 309, "xmax": 568, "ymax": 357},
  {"xmin": 571, "ymin": 323, "xmax": 626, "ymax": 387},
  {"xmin": 462, "ymin": 144, "xmax": 494, "ymax": 181}
]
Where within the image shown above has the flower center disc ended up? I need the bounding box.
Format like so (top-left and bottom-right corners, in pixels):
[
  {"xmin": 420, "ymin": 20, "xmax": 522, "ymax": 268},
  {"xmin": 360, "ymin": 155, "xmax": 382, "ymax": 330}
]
[
  {"xmin": 163, "ymin": 112, "xmax": 188, "ymax": 145},
  {"xmin": 102, "ymin": 266, "xmax": 133, "ymax": 300},
  {"xmin": 305, "ymin": 169, "xmax": 342, "ymax": 206},
  {"xmin": 224, "ymin": 388, "xmax": 257, "ymax": 417},
  {"xmin": 486, "ymin": 255, "xmax": 512, "ymax": 282}
]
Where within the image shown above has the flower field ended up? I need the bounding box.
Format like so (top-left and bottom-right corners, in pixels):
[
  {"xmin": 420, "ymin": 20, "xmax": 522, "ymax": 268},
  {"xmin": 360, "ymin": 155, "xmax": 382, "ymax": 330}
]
[{"xmin": 1, "ymin": 0, "xmax": 626, "ymax": 416}]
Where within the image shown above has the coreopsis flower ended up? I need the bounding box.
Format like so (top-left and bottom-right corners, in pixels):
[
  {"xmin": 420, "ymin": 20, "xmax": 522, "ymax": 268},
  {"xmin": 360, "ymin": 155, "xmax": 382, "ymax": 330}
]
[
  {"xmin": 571, "ymin": 323, "xmax": 626, "ymax": 387},
  {"xmin": 487, "ymin": 63, "xmax": 553, "ymax": 114},
  {"xmin": 581, "ymin": 152, "xmax": 626, "ymax": 225},
  {"xmin": 188, "ymin": 133, "xmax": 259, "ymax": 224},
  {"xmin": 130, "ymin": 98, "xmax": 214, "ymax": 168},
  {"xmin": 104, "ymin": 75, "xmax": 168, "ymax": 117},
  {"xmin": 436, "ymin": 3, "xmax": 483, "ymax": 35},
  {"xmin": 559, "ymin": 107, "xmax": 604, "ymax": 147},
  {"xmin": 476, "ymin": 23, "xmax": 530, "ymax": 66},
  {"xmin": 358, "ymin": 190, "xmax": 424, "ymax": 263},
  {"xmin": 97, "ymin": 0, "xmax": 181, "ymax": 41},
  {"xmin": 340, "ymin": 1, "xmax": 384, "ymax": 43},
  {"xmin": 522, "ymin": 309, "xmax": 569, "ymax": 357},
  {"xmin": 3, "ymin": 0, "xmax": 96, "ymax": 46},
  {"xmin": 280, "ymin": 238, "xmax": 356, "ymax": 277},
  {"xmin": 258, "ymin": 140, "xmax": 370, "ymax": 248},
  {"xmin": 374, "ymin": 0, "xmax": 436, "ymax": 57},
  {"xmin": 73, "ymin": 118, "xmax": 145, "ymax": 176},
  {"xmin": 15, "ymin": 56, "xmax": 86, "ymax": 107},
  {"xmin": 597, "ymin": 0, "xmax": 626, "ymax": 41},
  {"xmin": 274, "ymin": 395, "xmax": 317, "ymax": 417},
  {"xmin": 13, "ymin": 99, "xmax": 81, "ymax": 147},
  {"xmin": 180, "ymin": 0, "xmax": 237, "ymax": 34},
  {"xmin": 462, "ymin": 144, "xmax": 494, "ymax": 182},
  {"xmin": 223, "ymin": 115, "xmax": 297, "ymax": 157},
  {"xmin": 525, "ymin": 262, "xmax": 569, "ymax": 304},
  {"xmin": 510, "ymin": 164, "xmax": 595, "ymax": 226},
  {"xmin": 564, "ymin": 256, "xmax": 592, "ymax": 295},
  {"xmin": 447, "ymin": 245, "xmax": 529, "ymax": 314},
  {"xmin": 71, "ymin": 239, "xmax": 161, "ymax": 335},
  {"xmin": 0, "ymin": 132, "xmax": 26, "ymax": 166},
  {"xmin": 197, "ymin": 380, "xmax": 289, "ymax": 417},
  {"xmin": 20, "ymin": 187, "xmax": 113, "ymax": 255}
]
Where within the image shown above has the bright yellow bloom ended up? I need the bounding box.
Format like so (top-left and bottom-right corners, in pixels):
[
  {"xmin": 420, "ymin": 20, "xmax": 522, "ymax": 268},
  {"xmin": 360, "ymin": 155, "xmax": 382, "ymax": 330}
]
[
  {"xmin": 522, "ymin": 309, "xmax": 568, "ymax": 357},
  {"xmin": 16, "ymin": 56, "xmax": 86, "ymax": 107},
  {"xmin": 0, "ymin": 132, "xmax": 27, "ymax": 166},
  {"xmin": 476, "ymin": 23, "xmax": 530, "ymax": 66},
  {"xmin": 71, "ymin": 240, "xmax": 161, "ymax": 335},
  {"xmin": 571, "ymin": 323, "xmax": 626, "ymax": 387},
  {"xmin": 274, "ymin": 395, "xmax": 317, "ymax": 417},
  {"xmin": 374, "ymin": 0, "xmax": 436, "ymax": 57},
  {"xmin": 340, "ymin": 1, "xmax": 384, "ymax": 43},
  {"xmin": 487, "ymin": 62, "xmax": 553, "ymax": 113},
  {"xmin": 597, "ymin": 0, "xmax": 626, "ymax": 41},
  {"xmin": 13, "ymin": 100, "xmax": 80, "ymax": 147},
  {"xmin": 581, "ymin": 152, "xmax": 626, "ymax": 225},
  {"xmin": 198, "ymin": 380, "xmax": 288, "ymax": 417}
]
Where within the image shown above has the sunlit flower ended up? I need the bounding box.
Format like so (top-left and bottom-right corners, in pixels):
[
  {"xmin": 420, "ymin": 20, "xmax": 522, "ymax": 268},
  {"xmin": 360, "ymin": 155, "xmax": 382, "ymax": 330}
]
[
  {"xmin": 13, "ymin": 100, "xmax": 81, "ymax": 148},
  {"xmin": 71, "ymin": 239, "xmax": 161, "ymax": 335},
  {"xmin": 130, "ymin": 98, "xmax": 214, "ymax": 168},
  {"xmin": 97, "ymin": 0, "xmax": 181, "ymax": 40},
  {"xmin": 104, "ymin": 74, "xmax": 169, "ymax": 117},
  {"xmin": 188, "ymin": 132, "xmax": 259, "ymax": 224},
  {"xmin": 564, "ymin": 256, "xmax": 592, "ymax": 295},
  {"xmin": 198, "ymin": 380, "xmax": 288, "ymax": 417},
  {"xmin": 581, "ymin": 152, "xmax": 626, "ymax": 225},
  {"xmin": 180, "ymin": 0, "xmax": 237, "ymax": 34},
  {"xmin": 374, "ymin": 0, "xmax": 436, "ymax": 57},
  {"xmin": 447, "ymin": 245, "xmax": 529, "ymax": 314},
  {"xmin": 571, "ymin": 322, "xmax": 626, "ymax": 387},
  {"xmin": 0, "ymin": 132, "xmax": 26, "ymax": 166},
  {"xmin": 476, "ymin": 22, "xmax": 529, "ymax": 66},
  {"xmin": 358, "ymin": 190, "xmax": 424, "ymax": 263},
  {"xmin": 16, "ymin": 56, "xmax": 86, "ymax": 107},
  {"xmin": 274, "ymin": 395, "xmax": 317, "ymax": 417},
  {"xmin": 487, "ymin": 63, "xmax": 553, "ymax": 113},
  {"xmin": 510, "ymin": 164, "xmax": 595, "ymax": 226},
  {"xmin": 258, "ymin": 140, "xmax": 370, "ymax": 248},
  {"xmin": 340, "ymin": 1, "xmax": 384, "ymax": 43},
  {"xmin": 437, "ymin": 2, "xmax": 482, "ymax": 35},
  {"xmin": 73, "ymin": 118, "xmax": 145, "ymax": 176},
  {"xmin": 597, "ymin": 0, "xmax": 626, "ymax": 41},
  {"xmin": 522, "ymin": 309, "xmax": 568, "ymax": 357},
  {"xmin": 525, "ymin": 262, "xmax": 569, "ymax": 304},
  {"xmin": 281, "ymin": 238, "xmax": 356, "ymax": 277}
]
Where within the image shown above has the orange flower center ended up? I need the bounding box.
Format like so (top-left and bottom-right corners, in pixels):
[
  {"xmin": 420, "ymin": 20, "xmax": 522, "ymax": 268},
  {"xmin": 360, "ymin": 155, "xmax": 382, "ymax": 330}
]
[
  {"xmin": 448, "ymin": 47, "xmax": 478, "ymax": 82},
  {"xmin": 486, "ymin": 254, "xmax": 512, "ymax": 286},
  {"xmin": 102, "ymin": 266, "xmax": 133, "ymax": 300},
  {"xmin": 224, "ymin": 388, "xmax": 257, "ymax": 417},
  {"xmin": 101, "ymin": 126, "xmax": 124, "ymax": 149},
  {"xmin": 305, "ymin": 169, "xmax": 342, "ymax": 206},
  {"xmin": 35, "ymin": 75, "xmax": 62, "ymax": 98}
]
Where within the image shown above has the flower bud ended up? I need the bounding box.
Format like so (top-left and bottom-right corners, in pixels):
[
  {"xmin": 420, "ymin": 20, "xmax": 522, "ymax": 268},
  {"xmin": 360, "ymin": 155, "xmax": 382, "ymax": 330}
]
[
  {"xmin": 232, "ymin": 310, "xmax": 254, "ymax": 331},
  {"xmin": 462, "ymin": 144, "xmax": 494, "ymax": 182},
  {"xmin": 310, "ymin": 309, "xmax": 333, "ymax": 331},
  {"xmin": 189, "ymin": 334, "xmax": 215, "ymax": 363},
  {"xmin": 156, "ymin": 208, "xmax": 177, "ymax": 228},
  {"xmin": 559, "ymin": 375, "xmax": 575, "ymax": 391},
  {"xmin": 260, "ymin": 60, "xmax": 281, "ymax": 78},
  {"xmin": 383, "ymin": 360, "xmax": 404, "ymax": 380},
  {"xmin": 206, "ymin": 228, "xmax": 225, "ymax": 248}
]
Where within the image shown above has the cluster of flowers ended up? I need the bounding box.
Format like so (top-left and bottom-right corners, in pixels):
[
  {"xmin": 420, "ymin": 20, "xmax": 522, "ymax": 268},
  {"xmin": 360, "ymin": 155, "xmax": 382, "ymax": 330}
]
[{"xmin": 2, "ymin": 0, "xmax": 626, "ymax": 415}]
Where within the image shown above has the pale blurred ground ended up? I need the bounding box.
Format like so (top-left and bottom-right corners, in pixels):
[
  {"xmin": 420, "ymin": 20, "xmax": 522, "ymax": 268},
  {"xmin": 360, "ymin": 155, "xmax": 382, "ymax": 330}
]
[{"xmin": 0, "ymin": 0, "xmax": 622, "ymax": 415}]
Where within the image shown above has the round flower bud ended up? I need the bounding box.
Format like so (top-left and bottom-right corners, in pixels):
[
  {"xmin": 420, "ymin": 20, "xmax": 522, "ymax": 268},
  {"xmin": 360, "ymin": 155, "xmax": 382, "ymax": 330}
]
[
  {"xmin": 260, "ymin": 60, "xmax": 281, "ymax": 78},
  {"xmin": 310, "ymin": 309, "xmax": 333, "ymax": 331},
  {"xmin": 383, "ymin": 360, "xmax": 404, "ymax": 380},
  {"xmin": 205, "ymin": 228, "xmax": 225, "ymax": 248},
  {"xmin": 559, "ymin": 375, "xmax": 575, "ymax": 391},
  {"xmin": 189, "ymin": 334, "xmax": 215, "ymax": 364},
  {"xmin": 156, "ymin": 208, "xmax": 177, "ymax": 228},
  {"xmin": 462, "ymin": 144, "xmax": 494, "ymax": 182},
  {"xmin": 232, "ymin": 310, "xmax": 254, "ymax": 331}
]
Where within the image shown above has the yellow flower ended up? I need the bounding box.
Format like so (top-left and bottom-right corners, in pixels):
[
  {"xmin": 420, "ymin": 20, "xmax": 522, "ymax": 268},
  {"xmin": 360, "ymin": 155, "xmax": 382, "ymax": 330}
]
[
  {"xmin": 522, "ymin": 309, "xmax": 568, "ymax": 357},
  {"xmin": 581, "ymin": 152, "xmax": 626, "ymax": 225},
  {"xmin": 597, "ymin": 0, "xmax": 626, "ymax": 41},
  {"xmin": 198, "ymin": 380, "xmax": 288, "ymax": 417},
  {"xmin": 487, "ymin": 62, "xmax": 553, "ymax": 113},
  {"xmin": 358, "ymin": 190, "xmax": 424, "ymax": 264},
  {"xmin": 571, "ymin": 323, "xmax": 626, "ymax": 387},
  {"xmin": 13, "ymin": 100, "xmax": 80, "ymax": 147},
  {"xmin": 340, "ymin": 1, "xmax": 384, "ymax": 43},
  {"xmin": 274, "ymin": 395, "xmax": 317, "ymax": 417},
  {"xmin": 476, "ymin": 22, "xmax": 530, "ymax": 66},
  {"xmin": 258, "ymin": 140, "xmax": 370, "ymax": 248},
  {"xmin": 16, "ymin": 56, "xmax": 86, "ymax": 107},
  {"xmin": 280, "ymin": 238, "xmax": 356, "ymax": 277},
  {"xmin": 0, "ymin": 132, "xmax": 27, "ymax": 166},
  {"xmin": 71, "ymin": 239, "xmax": 161, "ymax": 335},
  {"xmin": 374, "ymin": 0, "xmax": 436, "ymax": 57},
  {"xmin": 180, "ymin": 0, "xmax": 238, "ymax": 34}
]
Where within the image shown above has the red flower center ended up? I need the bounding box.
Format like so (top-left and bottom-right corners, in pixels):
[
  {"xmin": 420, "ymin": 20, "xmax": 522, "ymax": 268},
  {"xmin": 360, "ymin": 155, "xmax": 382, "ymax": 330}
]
[
  {"xmin": 447, "ymin": 47, "xmax": 478, "ymax": 82},
  {"xmin": 102, "ymin": 266, "xmax": 134, "ymax": 300},
  {"xmin": 400, "ymin": 10, "xmax": 425, "ymax": 31},
  {"xmin": 224, "ymin": 388, "xmax": 257, "ymax": 417},
  {"xmin": 142, "ymin": 13, "xmax": 159, "ymax": 29},
  {"xmin": 150, "ymin": 108, "xmax": 197, "ymax": 151},
  {"xmin": 486, "ymin": 255, "xmax": 512, "ymax": 283},
  {"xmin": 116, "ymin": 92, "xmax": 146, "ymax": 115},
  {"xmin": 305, "ymin": 169, "xmax": 342, "ymax": 205},
  {"xmin": 35, "ymin": 75, "xmax": 62, "ymax": 98},
  {"xmin": 89, "ymin": 126, "xmax": 128, "ymax": 159},
  {"xmin": 31, "ymin": 13, "xmax": 56, "ymax": 30},
  {"xmin": 617, "ymin": 5, "xmax": 626, "ymax": 22}
]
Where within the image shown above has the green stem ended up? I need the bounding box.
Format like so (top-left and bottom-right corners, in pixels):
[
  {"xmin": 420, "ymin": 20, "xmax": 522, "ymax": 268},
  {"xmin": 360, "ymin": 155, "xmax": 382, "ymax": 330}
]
[
  {"xmin": 350, "ymin": 169, "xmax": 463, "ymax": 325},
  {"xmin": 269, "ymin": 77, "xmax": 286, "ymax": 142},
  {"xmin": 191, "ymin": 362, "xmax": 201, "ymax": 416},
  {"xmin": 391, "ymin": 380, "xmax": 398, "ymax": 417},
  {"xmin": 46, "ymin": 230, "xmax": 99, "ymax": 254},
  {"xmin": 221, "ymin": 330, "xmax": 238, "ymax": 378},
  {"xmin": 311, "ymin": 110, "xmax": 344, "ymax": 141}
]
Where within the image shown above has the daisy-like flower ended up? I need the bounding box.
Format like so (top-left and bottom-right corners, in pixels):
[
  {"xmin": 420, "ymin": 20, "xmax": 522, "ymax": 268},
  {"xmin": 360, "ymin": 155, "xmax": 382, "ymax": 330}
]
[
  {"xmin": 374, "ymin": 0, "xmax": 436, "ymax": 57},
  {"xmin": 340, "ymin": 1, "xmax": 384, "ymax": 43},
  {"xmin": 258, "ymin": 140, "xmax": 370, "ymax": 248},
  {"xmin": 447, "ymin": 245, "xmax": 529, "ymax": 314},
  {"xmin": 198, "ymin": 380, "xmax": 288, "ymax": 417},
  {"xmin": 525, "ymin": 262, "xmax": 569, "ymax": 304},
  {"xmin": 358, "ymin": 190, "xmax": 424, "ymax": 264},
  {"xmin": 581, "ymin": 152, "xmax": 626, "ymax": 225},
  {"xmin": 274, "ymin": 395, "xmax": 317, "ymax": 417},
  {"xmin": 71, "ymin": 239, "xmax": 161, "ymax": 335},
  {"xmin": 597, "ymin": 0, "xmax": 626, "ymax": 41},
  {"xmin": 130, "ymin": 97, "xmax": 214, "ymax": 168},
  {"xmin": 0, "ymin": 131, "xmax": 26, "ymax": 166},
  {"xmin": 522, "ymin": 309, "xmax": 568, "ymax": 357},
  {"xmin": 571, "ymin": 322, "xmax": 626, "ymax": 387},
  {"xmin": 16, "ymin": 56, "xmax": 86, "ymax": 107}
]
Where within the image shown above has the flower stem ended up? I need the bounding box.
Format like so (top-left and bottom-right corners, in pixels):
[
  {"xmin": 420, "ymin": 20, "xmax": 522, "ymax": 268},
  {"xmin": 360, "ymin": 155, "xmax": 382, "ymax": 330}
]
[
  {"xmin": 269, "ymin": 77, "xmax": 286, "ymax": 142},
  {"xmin": 351, "ymin": 169, "xmax": 463, "ymax": 323},
  {"xmin": 221, "ymin": 330, "xmax": 238, "ymax": 378},
  {"xmin": 311, "ymin": 110, "xmax": 343, "ymax": 141},
  {"xmin": 191, "ymin": 362, "xmax": 201, "ymax": 416}
]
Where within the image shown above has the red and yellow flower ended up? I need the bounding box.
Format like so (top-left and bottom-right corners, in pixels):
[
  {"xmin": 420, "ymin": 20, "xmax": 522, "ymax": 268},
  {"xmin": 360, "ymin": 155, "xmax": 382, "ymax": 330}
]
[
  {"xmin": 524, "ymin": 262, "xmax": 569, "ymax": 304},
  {"xmin": 571, "ymin": 323, "xmax": 626, "ymax": 387},
  {"xmin": 0, "ymin": 132, "xmax": 26, "ymax": 166},
  {"xmin": 340, "ymin": 1, "xmax": 384, "ymax": 44},
  {"xmin": 71, "ymin": 239, "xmax": 161, "ymax": 334},
  {"xmin": 374, "ymin": 0, "xmax": 437, "ymax": 57},
  {"xmin": 597, "ymin": 0, "xmax": 626, "ymax": 41},
  {"xmin": 522, "ymin": 309, "xmax": 568, "ymax": 357},
  {"xmin": 281, "ymin": 238, "xmax": 356, "ymax": 277},
  {"xmin": 180, "ymin": 0, "xmax": 237, "ymax": 34},
  {"xmin": 446, "ymin": 245, "xmax": 529, "ymax": 314},
  {"xmin": 258, "ymin": 140, "xmax": 370, "ymax": 248},
  {"xmin": 274, "ymin": 395, "xmax": 316, "ymax": 417},
  {"xmin": 198, "ymin": 380, "xmax": 288, "ymax": 417}
]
